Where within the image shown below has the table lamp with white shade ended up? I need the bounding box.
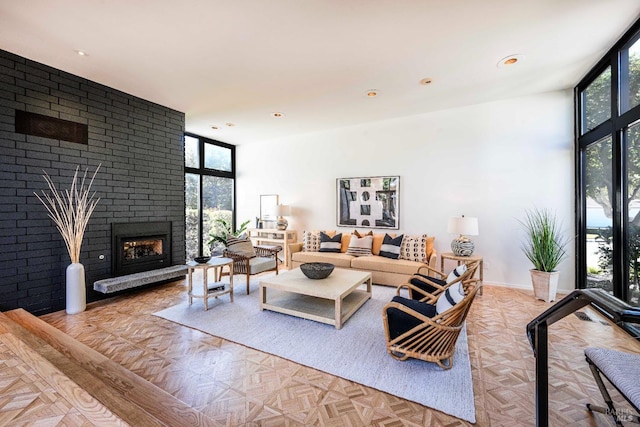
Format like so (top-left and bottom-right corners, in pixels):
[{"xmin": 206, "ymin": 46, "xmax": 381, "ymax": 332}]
[
  {"xmin": 447, "ymin": 215, "xmax": 479, "ymax": 256},
  {"xmin": 275, "ymin": 204, "xmax": 292, "ymax": 230}
]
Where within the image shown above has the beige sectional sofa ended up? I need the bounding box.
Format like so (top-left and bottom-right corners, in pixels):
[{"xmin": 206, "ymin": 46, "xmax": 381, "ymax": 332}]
[{"xmin": 288, "ymin": 231, "xmax": 437, "ymax": 287}]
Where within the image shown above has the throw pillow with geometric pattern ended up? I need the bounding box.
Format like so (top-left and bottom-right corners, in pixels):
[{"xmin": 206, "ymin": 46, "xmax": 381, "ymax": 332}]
[
  {"xmin": 302, "ymin": 230, "xmax": 322, "ymax": 252},
  {"xmin": 319, "ymin": 232, "xmax": 342, "ymax": 252},
  {"xmin": 398, "ymin": 234, "xmax": 428, "ymax": 262},
  {"xmin": 379, "ymin": 233, "xmax": 404, "ymax": 259}
]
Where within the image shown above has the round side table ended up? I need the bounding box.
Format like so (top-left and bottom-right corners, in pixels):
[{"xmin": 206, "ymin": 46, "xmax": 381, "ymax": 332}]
[{"xmin": 186, "ymin": 257, "xmax": 234, "ymax": 310}]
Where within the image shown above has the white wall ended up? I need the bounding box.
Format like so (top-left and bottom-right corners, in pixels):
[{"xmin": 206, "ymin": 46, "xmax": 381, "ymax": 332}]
[{"xmin": 236, "ymin": 90, "xmax": 575, "ymax": 291}]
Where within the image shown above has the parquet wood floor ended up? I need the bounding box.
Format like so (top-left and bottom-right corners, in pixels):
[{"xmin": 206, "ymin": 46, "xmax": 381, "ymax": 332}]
[{"xmin": 4, "ymin": 276, "xmax": 639, "ymax": 426}]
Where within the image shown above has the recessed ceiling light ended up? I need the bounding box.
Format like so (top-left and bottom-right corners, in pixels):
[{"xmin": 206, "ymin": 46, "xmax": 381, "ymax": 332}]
[
  {"xmin": 419, "ymin": 77, "xmax": 433, "ymax": 85},
  {"xmin": 497, "ymin": 54, "xmax": 525, "ymax": 68},
  {"xmin": 74, "ymin": 49, "xmax": 89, "ymax": 57},
  {"xmin": 211, "ymin": 125, "xmax": 219, "ymax": 130},
  {"xmin": 225, "ymin": 122, "xmax": 235, "ymax": 127},
  {"xmin": 366, "ymin": 90, "xmax": 378, "ymax": 97},
  {"xmin": 271, "ymin": 112, "xmax": 284, "ymax": 118}
]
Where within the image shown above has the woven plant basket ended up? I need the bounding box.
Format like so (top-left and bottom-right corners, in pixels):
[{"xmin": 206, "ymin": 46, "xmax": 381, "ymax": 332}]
[{"xmin": 530, "ymin": 269, "xmax": 559, "ymax": 303}]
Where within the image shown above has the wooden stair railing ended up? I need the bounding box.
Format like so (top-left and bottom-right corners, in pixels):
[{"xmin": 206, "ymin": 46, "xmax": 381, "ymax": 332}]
[{"xmin": 1, "ymin": 309, "xmax": 217, "ymax": 427}]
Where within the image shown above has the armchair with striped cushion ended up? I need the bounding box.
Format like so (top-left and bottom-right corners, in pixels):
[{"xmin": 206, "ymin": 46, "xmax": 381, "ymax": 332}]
[
  {"xmin": 222, "ymin": 236, "xmax": 281, "ymax": 294},
  {"xmin": 395, "ymin": 260, "xmax": 480, "ymax": 304},
  {"xmin": 382, "ymin": 279, "xmax": 480, "ymax": 369}
]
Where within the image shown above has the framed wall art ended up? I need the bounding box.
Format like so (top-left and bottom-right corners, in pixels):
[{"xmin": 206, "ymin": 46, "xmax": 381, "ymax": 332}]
[
  {"xmin": 260, "ymin": 194, "xmax": 279, "ymax": 222},
  {"xmin": 336, "ymin": 176, "xmax": 399, "ymax": 229}
]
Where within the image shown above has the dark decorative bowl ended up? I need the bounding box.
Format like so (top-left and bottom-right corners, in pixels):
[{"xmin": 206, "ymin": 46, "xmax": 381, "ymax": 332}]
[
  {"xmin": 194, "ymin": 256, "xmax": 211, "ymax": 264},
  {"xmin": 300, "ymin": 262, "xmax": 334, "ymax": 280}
]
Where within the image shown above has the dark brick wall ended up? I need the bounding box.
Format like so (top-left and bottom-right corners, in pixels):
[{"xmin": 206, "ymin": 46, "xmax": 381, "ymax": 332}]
[{"xmin": 0, "ymin": 49, "xmax": 186, "ymax": 315}]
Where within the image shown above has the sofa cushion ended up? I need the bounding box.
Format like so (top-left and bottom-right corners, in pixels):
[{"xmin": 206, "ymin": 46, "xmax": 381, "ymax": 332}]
[
  {"xmin": 351, "ymin": 255, "xmax": 425, "ymax": 275},
  {"xmin": 340, "ymin": 233, "xmax": 351, "ymax": 252},
  {"xmin": 409, "ymin": 276, "xmax": 443, "ymax": 297},
  {"xmin": 386, "ymin": 296, "xmax": 437, "ymax": 340},
  {"xmin": 249, "ymin": 256, "xmax": 277, "ymax": 274},
  {"xmin": 379, "ymin": 233, "xmax": 404, "ymax": 259},
  {"xmin": 319, "ymin": 232, "xmax": 342, "ymax": 252},
  {"xmin": 447, "ymin": 264, "xmax": 468, "ymax": 283},
  {"xmin": 346, "ymin": 235, "xmax": 373, "ymax": 256},
  {"xmin": 436, "ymin": 281, "xmax": 466, "ymax": 314},
  {"xmin": 292, "ymin": 251, "xmax": 355, "ymax": 268},
  {"xmin": 425, "ymin": 236, "xmax": 435, "ymax": 260}
]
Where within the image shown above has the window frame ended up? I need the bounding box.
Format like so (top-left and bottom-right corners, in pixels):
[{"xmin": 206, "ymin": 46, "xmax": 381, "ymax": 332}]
[
  {"xmin": 184, "ymin": 132, "xmax": 236, "ymax": 257},
  {"xmin": 575, "ymin": 18, "xmax": 640, "ymax": 303}
]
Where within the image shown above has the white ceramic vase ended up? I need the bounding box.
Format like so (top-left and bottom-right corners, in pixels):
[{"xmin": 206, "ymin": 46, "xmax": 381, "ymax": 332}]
[
  {"xmin": 530, "ymin": 269, "xmax": 559, "ymax": 303},
  {"xmin": 66, "ymin": 262, "xmax": 86, "ymax": 314}
]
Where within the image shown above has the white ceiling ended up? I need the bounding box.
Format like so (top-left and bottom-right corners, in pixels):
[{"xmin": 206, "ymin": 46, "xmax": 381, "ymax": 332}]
[{"xmin": 1, "ymin": 1, "xmax": 640, "ymax": 145}]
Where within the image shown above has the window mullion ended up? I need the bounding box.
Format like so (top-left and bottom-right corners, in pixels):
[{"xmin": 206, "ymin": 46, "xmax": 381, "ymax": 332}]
[{"xmin": 613, "ymin": 130, "xmax": 626, "ymax": 301}]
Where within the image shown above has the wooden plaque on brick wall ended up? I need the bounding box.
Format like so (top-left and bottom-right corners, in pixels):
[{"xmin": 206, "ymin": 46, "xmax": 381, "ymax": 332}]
[{"xmin": 15, "ymin": 110, "xmax": 88, "ymax": 145}]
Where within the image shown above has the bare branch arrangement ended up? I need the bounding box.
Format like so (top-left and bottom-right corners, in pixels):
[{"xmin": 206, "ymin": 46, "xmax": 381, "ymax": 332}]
[{"xmin": 34, "ymin": 164, "xmax": 101, "ymax": 264}]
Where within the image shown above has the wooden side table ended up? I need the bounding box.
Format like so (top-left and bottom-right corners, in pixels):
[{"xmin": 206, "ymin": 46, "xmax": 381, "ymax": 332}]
[
  {"xmin": 187, "ymin": 257, "xmax": 234, "ymax": 310},
  {"xmin": 440, "ymin": 252, "xmax": 483, "ymax": 295}
]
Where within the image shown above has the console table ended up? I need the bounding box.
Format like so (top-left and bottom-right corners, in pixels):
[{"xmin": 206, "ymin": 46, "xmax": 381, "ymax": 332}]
[{"xmin": 248, "ymin": 228, "xmax": 297, "ymax": 268}]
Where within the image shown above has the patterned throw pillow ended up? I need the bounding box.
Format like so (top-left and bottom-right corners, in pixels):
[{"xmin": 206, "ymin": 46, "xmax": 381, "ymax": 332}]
[
  {"xmin": 319, "ymin": 232, "xmax": 342, "ymax": 252},
  {"xmin": 446, "ymin": 264, "xmax": 468, "ymax": 283},
  {"xmin": 399, "ymin": 234, "xmax": 429, "ymax": 262},
  {"xmin": 226, "ymin": 235, "xmax": 256, "ymax": 257},
  {"xmin": 303, "ymin": 230, "xmax": 322, "ymax": 252},
  {"xmin": 379, "ymin": 234, "xmax": 404, "ymax": 259},
  {"xmin": 346, "ymin": 235, "xmax": 373, "ymax": 257},
  {"xmin": 353, "ymin": 229, "xmax": 373, "ymax": 238},
  {"xmin": 436, "ymin": 281, "xmax": 466, "ymax": 314}
]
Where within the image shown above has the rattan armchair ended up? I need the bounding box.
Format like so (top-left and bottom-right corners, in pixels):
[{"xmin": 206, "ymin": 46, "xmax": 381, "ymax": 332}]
[
  {"xmin": 223, "ymin": 245, "xmax": 281, "ymax": 294},
  {"xmin": 396, "ymin": 260, "xmax": 480, "ymax": 303},
  {"xmin": 382, "ymin": 279, "xmax": 480, "ymax": 369}
]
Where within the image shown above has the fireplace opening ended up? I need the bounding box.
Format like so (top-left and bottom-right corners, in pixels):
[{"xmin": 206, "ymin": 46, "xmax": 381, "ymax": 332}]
[
  {"xmin": 112, "ymin": 222, "xmax": 172, "ymax": 276},
  {"xmin": 123, "ymin": 239, "xmax": 163, "ymax": 260}
]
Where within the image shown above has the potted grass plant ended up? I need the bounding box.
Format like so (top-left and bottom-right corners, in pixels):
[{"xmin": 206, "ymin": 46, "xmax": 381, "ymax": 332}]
[
  {"xmin": 519, "ymin": 207, "xmax": 568, "ymax": 302},
  {"xmin": 34, "ymin": 165, "xmax": 101, "ymax": 314}
]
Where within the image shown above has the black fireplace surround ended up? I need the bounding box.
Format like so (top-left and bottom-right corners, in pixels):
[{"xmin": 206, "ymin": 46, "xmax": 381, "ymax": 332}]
[{"xmin": 112, "ymin": 222, "xmax": 172, "ymax": 276}]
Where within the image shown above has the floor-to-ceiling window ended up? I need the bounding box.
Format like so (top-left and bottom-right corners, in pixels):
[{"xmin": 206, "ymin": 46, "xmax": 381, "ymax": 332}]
[
  {"xmin": 577, "ymin": 19, "xmax": 640, "ymax": 304},
  {"xmin": 184, "ymin": 133, "xmax": 236, "ymax": 260}
]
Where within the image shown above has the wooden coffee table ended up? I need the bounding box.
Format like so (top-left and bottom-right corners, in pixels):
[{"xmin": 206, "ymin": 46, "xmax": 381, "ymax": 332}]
[{"xmin": 259, "ymin": 268, "xmax": 372, "ymax": 329}]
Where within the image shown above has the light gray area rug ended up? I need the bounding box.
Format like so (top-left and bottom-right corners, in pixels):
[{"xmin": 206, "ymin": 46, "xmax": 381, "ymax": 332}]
[{"xmin": 154, "ymin": 276, "xmax": 476, "ymax": 423}]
